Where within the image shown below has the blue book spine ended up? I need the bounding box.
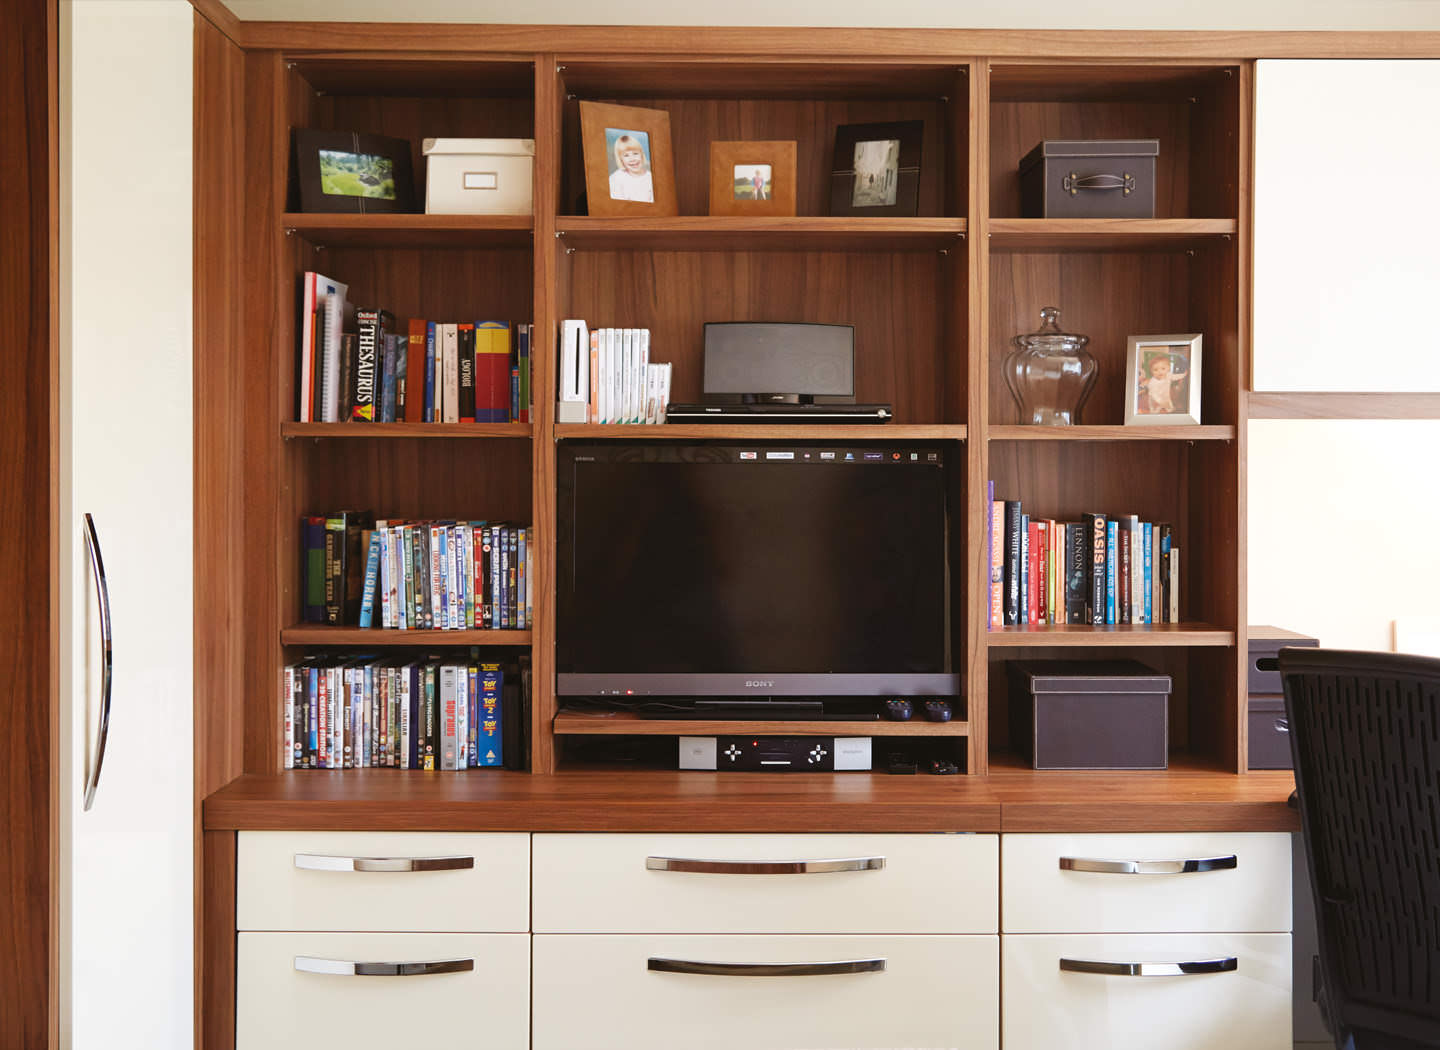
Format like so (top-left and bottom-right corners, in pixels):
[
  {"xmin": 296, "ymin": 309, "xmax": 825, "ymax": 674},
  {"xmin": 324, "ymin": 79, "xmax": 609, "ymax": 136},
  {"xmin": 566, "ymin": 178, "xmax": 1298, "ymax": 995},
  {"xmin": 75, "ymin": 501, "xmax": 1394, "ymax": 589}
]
[
  {"xmin": 478, "ymin": 667, "xmax": 503, "ymax": 766},
  {"xmin": 358, "ymin": 530, "xmax": 382, "ymax": 628},
  {"xmin": 453, "ymin": 525, "xmax": 467, "ymax": 631},
  {"xmin": 466, "ymin": 666, "xmax": 479, "ymax": 767},
  {"xmin": 1142, "ymin": 523, "xmax": 1153, "ymax": 625},
  {"xmin": 1105, "ymin": 521, "xmax": 1119, "ymax": 625},
  {"xmin": 380, "ymin": 335, "xmax": 397, "ymax": 422},
  {"xmin": 424, "ymin": 322, "xmax": 437, "ymax": 422},
  {"xmin": 1019, "ymin": 514, "xmax": 1030, "ymax": 625},
  {"xmin": 306, "ymin": 667, "xmax": 319, "ymax": 767},
  {"xmin": 510, "ymin": 366, "xmax": 520, "ymax": 422}
]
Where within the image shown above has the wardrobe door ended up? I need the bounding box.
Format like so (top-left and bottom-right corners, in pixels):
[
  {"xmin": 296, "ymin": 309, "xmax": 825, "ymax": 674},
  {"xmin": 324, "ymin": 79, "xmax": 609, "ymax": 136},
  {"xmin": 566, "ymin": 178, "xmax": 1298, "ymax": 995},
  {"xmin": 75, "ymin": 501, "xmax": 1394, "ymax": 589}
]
[{"xmin": 60, "ymin": 2, "xmax": 193, "ymax": 1047}]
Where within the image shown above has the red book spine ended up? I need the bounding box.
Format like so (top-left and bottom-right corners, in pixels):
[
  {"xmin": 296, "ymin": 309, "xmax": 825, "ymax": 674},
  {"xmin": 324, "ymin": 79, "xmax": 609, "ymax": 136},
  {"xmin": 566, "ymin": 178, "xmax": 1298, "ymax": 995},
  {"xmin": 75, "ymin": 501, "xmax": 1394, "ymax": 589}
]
[{"xmin": 405, "ymin": 319, "xmax": 426, "ymax": 423}]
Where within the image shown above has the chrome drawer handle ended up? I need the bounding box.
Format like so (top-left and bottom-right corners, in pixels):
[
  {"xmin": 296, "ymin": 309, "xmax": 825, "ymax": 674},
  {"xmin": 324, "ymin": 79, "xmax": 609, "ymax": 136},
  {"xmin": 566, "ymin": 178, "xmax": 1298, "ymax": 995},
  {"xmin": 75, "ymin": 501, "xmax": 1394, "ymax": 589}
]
[
  {"xmin": 82, "ymin": 513, "xmax": 113, "ymax": 813},
  {"xmin": 294, "ymin": 854, "xmax": 474, "ymax": 873},
  {"xmin": 295, "ymin": 956, "xmax": 474, "ymax": 977},
  {"xmin": 1061, "ymin": 957, "xmax": 1238, "ymax": 978},
  {"xmin": 648, "ymin": 957, "xmax": 885, "ymax": 978},
  {"xmin": 646, "ymin": 856, "xmax": 884, "ymax": 875},
  {"xmin": 1059, "ymin": 855, "xmax": 1237, "ymax": 875}
]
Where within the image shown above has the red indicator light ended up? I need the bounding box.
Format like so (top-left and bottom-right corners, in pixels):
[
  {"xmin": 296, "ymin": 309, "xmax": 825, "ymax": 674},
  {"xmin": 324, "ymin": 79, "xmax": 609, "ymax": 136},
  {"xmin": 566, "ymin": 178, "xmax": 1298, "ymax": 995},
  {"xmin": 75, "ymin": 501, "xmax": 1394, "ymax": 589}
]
[{"xmin": 626, "ymin": 689, "xmax": 633, "ymax": 695}]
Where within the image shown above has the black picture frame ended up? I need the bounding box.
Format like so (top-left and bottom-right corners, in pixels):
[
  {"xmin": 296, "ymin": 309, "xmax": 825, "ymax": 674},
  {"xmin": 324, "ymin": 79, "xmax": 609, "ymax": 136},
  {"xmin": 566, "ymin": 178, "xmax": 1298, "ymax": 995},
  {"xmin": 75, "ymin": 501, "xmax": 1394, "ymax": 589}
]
[
  {"xmin": 292, "ymin": 128, "xmax": 416, "ymax": 214},
  {"xmin": 828, "ymin": 120, "xmax": 923, "ymax": 217}
]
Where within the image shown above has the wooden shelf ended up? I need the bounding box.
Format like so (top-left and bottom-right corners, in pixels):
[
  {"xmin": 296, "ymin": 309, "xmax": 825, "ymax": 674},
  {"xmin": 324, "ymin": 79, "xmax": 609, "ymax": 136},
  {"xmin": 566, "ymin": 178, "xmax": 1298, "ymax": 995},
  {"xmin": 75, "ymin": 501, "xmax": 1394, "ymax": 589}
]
[
  {"xmin": 988, "ymin": 424, "xmax": 1236, "ymax": 441},
  {"xmin": 555, "ymin": 216, "xmax": 967, "ymax": 252},
  {"xmin": 554, "ymin": 709, "xmax": 969, "ymax": 737},
  {"xmin": 282, "ymin": 422, "xmax": 532, "ymax": 439},
  {"xmin": 555, "ymin": 423, "xmax": 966, "ymax": 441},
  {"xmin": 986, "ymin": 623, "xmax": 1235, "ymax": 647},
  {"xmin": 282, "ymin": 213, "xmax": 533, "ymax": 249},
  {"xmin": 281, "ymin": 626, "xmax": 532, "ymax": 646},
  {"xmin": 987, "ymin": 218, "xmax": 1237, "ymax": 253}
]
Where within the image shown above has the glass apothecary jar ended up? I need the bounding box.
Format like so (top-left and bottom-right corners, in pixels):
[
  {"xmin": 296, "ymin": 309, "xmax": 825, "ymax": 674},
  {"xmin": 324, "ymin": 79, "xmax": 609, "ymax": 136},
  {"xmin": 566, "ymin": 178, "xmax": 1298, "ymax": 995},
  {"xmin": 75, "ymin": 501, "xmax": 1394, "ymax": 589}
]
[{"xmin": 1003, "ymin": 306, "xmax": 1097, "ymax": 425}]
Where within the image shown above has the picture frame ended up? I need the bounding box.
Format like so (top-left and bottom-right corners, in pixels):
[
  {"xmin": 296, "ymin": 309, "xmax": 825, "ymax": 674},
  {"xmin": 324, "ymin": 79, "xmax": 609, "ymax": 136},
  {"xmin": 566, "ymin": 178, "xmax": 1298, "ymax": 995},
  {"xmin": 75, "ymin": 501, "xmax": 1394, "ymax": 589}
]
[
  {"xmin": 828, "ymin": 120, "xmax": 923, "ymax": 217},
  {"xmin": 1124, "ymin": 333, "xmax": 1203, "ymax": 425},
  {"xmin": 578, "ymin": 101, "xmax": 678, "ymax": 217},
  {"xmin": 292, "ymin": 128, "xmax": 416, "ymax": 214},
  {"xmin": 707, "ymin": 140, "xmax": 798, "ymax": 216}
]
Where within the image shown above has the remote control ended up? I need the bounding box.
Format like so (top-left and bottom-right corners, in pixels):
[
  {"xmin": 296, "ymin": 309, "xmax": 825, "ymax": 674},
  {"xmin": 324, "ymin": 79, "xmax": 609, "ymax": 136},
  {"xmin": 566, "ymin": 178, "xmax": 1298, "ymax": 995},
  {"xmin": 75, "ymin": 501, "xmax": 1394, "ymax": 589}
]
[
  {"xmin": 923, "ymin": 699, "xmax": 952, "ymax": 722},
  {"xmin": 929, "ymin": 759, "xmax": 959, "ymax": 775}
]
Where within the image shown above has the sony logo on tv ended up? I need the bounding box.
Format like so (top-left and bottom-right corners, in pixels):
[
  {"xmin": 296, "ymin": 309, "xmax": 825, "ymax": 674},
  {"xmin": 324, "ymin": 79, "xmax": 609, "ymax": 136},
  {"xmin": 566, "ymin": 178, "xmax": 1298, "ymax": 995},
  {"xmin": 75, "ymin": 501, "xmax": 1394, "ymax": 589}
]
[{"xmin": 744, "ymin": 680, "xmax": 775, "ymax": 688}]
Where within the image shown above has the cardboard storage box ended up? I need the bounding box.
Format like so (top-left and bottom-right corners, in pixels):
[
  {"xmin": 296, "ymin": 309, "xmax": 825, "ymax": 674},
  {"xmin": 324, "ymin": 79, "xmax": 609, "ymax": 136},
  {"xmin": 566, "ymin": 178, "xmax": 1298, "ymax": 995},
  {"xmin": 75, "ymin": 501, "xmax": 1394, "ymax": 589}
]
[
  {"xmin": 1018, "ymin": 139, "xmax": 1159, "ymax": 218},
  {"xmin": 1008, "ymin": 659, "xmax": 1171, "ymax": 770},
  {"xmin": 423, "ymin": 138, "xmax": 535, "ymax": 215},
  {"xmin": 1247, "ymin": 695, "xmax": 1292, "ymax": 770},
  {"xmin": 1248, "ymin": 625, "xmax": 1319, "ymax": 694}
]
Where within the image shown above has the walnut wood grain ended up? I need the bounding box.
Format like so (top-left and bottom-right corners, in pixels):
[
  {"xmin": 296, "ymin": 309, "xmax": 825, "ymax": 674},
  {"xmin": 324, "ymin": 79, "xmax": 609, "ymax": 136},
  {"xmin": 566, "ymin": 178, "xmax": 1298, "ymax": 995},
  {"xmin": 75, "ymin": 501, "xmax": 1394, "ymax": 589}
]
[
  {"xmin": 281, "ymin": 422, "xmax": 532, "ymax": 439},
  {"xmin": 0, "ymin": 0, "xmax": 56, "ymax": 1044},
  {"xmin": 986, "ymin": 624, "xmax": 1235, "ymax": 646},
  {"xmin": 1246, "ymin": 392, "xmax": 1440, "ymax": 419},
  {"xmin": 988, "ymin": 218, "xmax": 1236, "ymax": 253},
  {"xmin": 188, "ymin": 0, "xmax": 241, "ymax": 43},
  {"xmin": 281, "ymin": 626, "xmax": 532, "ymax": 646},
  {"xmin": 989, "ymin": 424, "xmax": 1235, "ymax": 441},
  {"xmin": 282, "ymin": 213, "xmax": 533, "ymax": 250},
  {"xmin": 555, "ymin": 216, "xmax": 967, "ymax": 253},
  {"xmin": 199, "ymin": 832, "xmax": 236, "ymax": 1050}
]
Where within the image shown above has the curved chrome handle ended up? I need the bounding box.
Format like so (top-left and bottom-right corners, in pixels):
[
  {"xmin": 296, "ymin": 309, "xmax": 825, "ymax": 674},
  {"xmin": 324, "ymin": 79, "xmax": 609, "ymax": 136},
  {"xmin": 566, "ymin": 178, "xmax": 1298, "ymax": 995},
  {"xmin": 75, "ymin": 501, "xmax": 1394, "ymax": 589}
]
[
  {"xmin": 1274, "ymin": 717, "xmax": 1289, "ymax": 733},
  {"xmin": 1060, "ymin": 957, "xmax": 1237, "ymax": 978},
  {"xmin": 1059, "ymin": 855, "xmax": 1237, "ymax": 875},
  {"xmin": 294, "ymin": 956, "xmax": 474, "ymax": 977},
  {"xmin": 82, "ymin": 513, "xmax": 113, "ymax": 812},
  {"xmin": 294, "ymin": 854, "xmax": 474, "ymax": 873},
  {"xmin": 646, "ymin": 856, "xmax": 884, "ymax": 875},
  {"xmin": 648, "ymin": 957, "xmax": 885, "ymax": 978}
]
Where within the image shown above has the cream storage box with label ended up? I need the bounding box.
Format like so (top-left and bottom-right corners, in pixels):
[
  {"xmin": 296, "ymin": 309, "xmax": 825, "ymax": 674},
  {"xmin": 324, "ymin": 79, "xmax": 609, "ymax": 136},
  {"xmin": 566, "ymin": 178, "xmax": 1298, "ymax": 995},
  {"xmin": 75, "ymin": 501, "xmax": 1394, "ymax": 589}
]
[{"xmin": 423, "ymin": 138, "xmax": 535, "ymax": 215}]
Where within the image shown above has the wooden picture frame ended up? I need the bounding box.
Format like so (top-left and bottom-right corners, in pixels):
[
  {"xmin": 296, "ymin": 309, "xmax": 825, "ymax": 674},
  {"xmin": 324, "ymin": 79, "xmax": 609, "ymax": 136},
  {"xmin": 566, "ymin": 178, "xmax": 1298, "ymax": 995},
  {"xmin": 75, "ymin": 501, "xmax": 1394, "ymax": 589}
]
[
  {"xmin": 828, "ymin": 120, "xmax": 923, "ymax": 217},
  {"xmin": 1125, "ymin": 333, "xmax": 1203, "ymax": 425},
  {"xmin": 579, "ymin": 101, "xmax": 678, "ymax": 217},
  {"xmin": 292, "ymin": 128, "xmax": 415, "ymax": 214},
  {"xmin": 707, "ymin": 141, "xmax": 797, "ymax": 216}
]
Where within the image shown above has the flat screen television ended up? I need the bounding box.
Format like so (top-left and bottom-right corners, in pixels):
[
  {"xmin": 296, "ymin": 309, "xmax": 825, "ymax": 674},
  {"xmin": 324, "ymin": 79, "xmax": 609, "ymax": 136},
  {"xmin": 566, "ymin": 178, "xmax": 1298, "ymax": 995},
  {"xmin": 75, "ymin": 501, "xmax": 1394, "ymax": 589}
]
[{"xmin": 556, "ymin": 443, "xmax": 957, "ymax": 697}]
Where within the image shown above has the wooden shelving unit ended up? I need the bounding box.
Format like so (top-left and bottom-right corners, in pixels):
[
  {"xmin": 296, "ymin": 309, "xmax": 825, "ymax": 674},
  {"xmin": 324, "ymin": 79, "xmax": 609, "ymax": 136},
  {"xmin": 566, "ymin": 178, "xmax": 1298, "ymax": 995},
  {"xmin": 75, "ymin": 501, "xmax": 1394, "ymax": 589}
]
[
  {"xmin": 282, "ymin": 212, "xmax": 533, "ymax": 248},
  {"xmin": 280, "ymin": 625, "xmax": 533, "ymax": 646},
  {"xmin": 555, "ymin": 423, "xmax": 966, "ymax": 441},
  {"xmin": 281, "ymin": 422, "xmax": 533, "ymax": 439},
  {"xmin": 985, "ymin": 624, "xmax": 1235, "ymax": 647}
]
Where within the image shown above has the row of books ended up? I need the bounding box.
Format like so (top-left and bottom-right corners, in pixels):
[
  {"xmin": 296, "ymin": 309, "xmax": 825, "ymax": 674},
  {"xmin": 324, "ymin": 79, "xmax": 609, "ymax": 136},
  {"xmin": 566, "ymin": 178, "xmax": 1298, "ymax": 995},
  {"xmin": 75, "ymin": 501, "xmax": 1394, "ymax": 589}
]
[
  {"xmin": 302, "ymin": 513, "xmax": 534, "ymax": 630},
  {"xmin": 281, "ymin": 655, "xmax": 530, "ymax": 770},
  {"xmin": 298, "ymin": 271, "xmax": 532, "ymax": 424},
  {"xmin": 987, "ymin": 489, "xmax": 1181, "ymax": 627},
  {"xmin": 559, "ymin": 320, "xmax": 672, "ymax": 424}
]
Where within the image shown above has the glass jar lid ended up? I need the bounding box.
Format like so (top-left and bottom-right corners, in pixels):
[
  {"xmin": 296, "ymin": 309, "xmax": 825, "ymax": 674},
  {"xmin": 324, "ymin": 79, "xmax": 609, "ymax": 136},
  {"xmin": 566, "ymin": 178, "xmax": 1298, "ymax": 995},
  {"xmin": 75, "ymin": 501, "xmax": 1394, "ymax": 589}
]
[{"xmin": 1013, "ymin": 306, "xmax": 1089, "ymax": 352}]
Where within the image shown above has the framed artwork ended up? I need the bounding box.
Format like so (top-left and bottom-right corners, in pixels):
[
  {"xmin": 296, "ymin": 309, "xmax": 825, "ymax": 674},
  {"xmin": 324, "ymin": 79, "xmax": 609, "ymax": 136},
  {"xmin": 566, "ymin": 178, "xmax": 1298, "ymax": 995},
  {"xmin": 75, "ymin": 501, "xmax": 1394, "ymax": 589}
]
[
  {"xmin": 1125, "ymin": 333, "xmax": 1203, "ymax": 425},
  {"xmin": 292, "ymin": 129, "xmax": 416, "ymax": 214},
  {"xmin": 707, "ymin": 140, "xmax": 798, "ymax": 216},
  {"xmin": 828, "ymin": 120, "xmax": 923, "ymax": 216},
  {"xmin": 578, "ymin": 101, "xmax": 678, "ymax": 217}
]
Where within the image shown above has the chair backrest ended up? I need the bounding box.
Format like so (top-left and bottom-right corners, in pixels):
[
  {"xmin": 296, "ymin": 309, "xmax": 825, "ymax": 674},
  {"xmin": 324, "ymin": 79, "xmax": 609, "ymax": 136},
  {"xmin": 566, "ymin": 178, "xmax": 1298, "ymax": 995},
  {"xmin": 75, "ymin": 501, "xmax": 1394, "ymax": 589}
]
[{"xmin": 1279, "ymin": 647, "xmax": 1440, "ymax": 1048}]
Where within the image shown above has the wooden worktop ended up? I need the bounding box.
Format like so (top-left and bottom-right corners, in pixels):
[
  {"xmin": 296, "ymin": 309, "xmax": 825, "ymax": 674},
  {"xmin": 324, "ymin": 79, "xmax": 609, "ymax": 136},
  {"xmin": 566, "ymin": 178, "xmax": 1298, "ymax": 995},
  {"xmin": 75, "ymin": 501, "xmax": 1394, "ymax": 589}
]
[{"xmin": 203, "ymin": 764, "xmax": 1297, "ymax": 834}]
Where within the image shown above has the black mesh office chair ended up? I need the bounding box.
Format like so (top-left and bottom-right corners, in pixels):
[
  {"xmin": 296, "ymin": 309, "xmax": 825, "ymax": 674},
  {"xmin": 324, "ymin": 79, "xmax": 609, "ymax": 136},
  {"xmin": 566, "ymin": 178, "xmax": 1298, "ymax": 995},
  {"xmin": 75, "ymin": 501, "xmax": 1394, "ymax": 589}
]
[{"xmin": 1278, "ymin": 647, "xmax": 1440, "ymax": 1050}]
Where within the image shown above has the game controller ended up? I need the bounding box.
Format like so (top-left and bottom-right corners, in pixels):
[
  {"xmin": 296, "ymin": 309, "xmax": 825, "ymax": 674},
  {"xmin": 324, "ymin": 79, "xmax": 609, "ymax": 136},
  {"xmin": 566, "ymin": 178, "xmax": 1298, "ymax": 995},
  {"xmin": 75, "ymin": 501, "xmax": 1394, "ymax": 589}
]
[
  {"xmin": 923, "ymin": 699, "xmax": 952, "ymax": 722},
  {"xmin": 884, "ymin": 698, "xmax": 914, "ymax": 721}
]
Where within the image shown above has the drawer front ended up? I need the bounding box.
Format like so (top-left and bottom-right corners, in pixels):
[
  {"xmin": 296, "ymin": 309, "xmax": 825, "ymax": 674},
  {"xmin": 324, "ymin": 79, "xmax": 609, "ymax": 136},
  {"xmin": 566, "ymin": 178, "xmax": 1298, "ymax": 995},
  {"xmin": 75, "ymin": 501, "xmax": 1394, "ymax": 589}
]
[
  {"xmin": 237, "ymin": 831, "xmax": 529, "ymax": 932},
  {"xmin": 1002, "ymin": 832, "xmax": 1291, "ymax": 933},
  {"xmin": 533, "ymin": 934, "xmax": 998, "ymax": 1050},
  {"xmin": 533, "ymin": 833, "xmax": 997, "ymax": 934},
  {"xmin": 236, "ymin": 932, "xmax": 529, "ymax": 1049},
  {"xmin": 1003, "ymin": 933, "xmax": 1291, "ymax": 1050}
]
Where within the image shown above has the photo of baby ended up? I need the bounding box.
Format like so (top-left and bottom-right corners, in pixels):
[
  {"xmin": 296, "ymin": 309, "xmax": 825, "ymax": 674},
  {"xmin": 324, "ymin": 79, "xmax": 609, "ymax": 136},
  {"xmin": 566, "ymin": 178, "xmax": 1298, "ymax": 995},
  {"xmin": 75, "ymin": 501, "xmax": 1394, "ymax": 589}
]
[
  {"xmin": 733, "ymin": 164, "xmax": 771, "ymax": 200},
  {"xmin": 1136, "ymin": 346, "xmax": 1191, "ymax": 415},
  {"xmin": 606, "ymin": 128, "xmax": 653, "ymax": 202}
]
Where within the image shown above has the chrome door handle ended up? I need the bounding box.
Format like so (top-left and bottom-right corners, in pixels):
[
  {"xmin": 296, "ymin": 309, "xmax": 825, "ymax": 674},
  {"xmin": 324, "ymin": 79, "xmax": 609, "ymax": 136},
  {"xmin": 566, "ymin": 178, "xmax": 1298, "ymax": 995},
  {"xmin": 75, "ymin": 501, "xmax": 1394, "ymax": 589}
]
[
  {"xmin": 82, "ymin": 512, "xmax": 113, "ymax": 812},
  {"xmin": 645, "ymin": 856, "xmax": 884, "ymax": 875},
  {"xmin": 648, "ymin": 957, "xmax": 886, "ymax": 977},
  {"xmin": 294, "ymin": 854, "xmax": 474, "ymax": 873},
  {"xmin": 294, "ymin": 956, "xmax": 474, "ymax": 977},
  {"xmin": 1059, "ymin": 855, "xmax": 1237, "ymax": 875},
  {"xmin": 1060, "ymin": 957, "xmax": 1238, "ymax": 977}
]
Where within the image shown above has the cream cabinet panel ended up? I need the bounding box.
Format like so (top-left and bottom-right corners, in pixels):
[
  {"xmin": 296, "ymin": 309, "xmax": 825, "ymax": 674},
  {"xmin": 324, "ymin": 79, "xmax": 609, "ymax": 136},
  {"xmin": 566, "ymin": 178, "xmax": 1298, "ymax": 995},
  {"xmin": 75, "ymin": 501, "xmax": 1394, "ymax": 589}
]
[
  {"xmin": 1004, "ymin": 932, "xmax": 1291, "ymax": 1050},
  {"xmin": 237, "ymin": 831, "xmax": 529, "ymax": 932},
  {"xmin": 533, "ymin": 832, "xmax": 997, "ymax": 933},
  {"xmin": 1002, "ymin": 832, "xmax": 1291, "ymax": 933},
  {"xmin": 533, "ymin": 934, "xmax": 998, "ymax": 1050},
  {"xmin": 237, "ymin": 932, "xmax": 529, "ymax": 1049}
]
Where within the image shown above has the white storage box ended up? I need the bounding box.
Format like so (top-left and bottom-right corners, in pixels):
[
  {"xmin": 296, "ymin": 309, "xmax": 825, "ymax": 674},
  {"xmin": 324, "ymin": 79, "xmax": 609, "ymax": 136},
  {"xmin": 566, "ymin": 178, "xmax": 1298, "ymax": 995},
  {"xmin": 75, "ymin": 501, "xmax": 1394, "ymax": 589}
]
[{"xmin": 423, "ymin": 137, "xmax": 534, "ymax": 215}]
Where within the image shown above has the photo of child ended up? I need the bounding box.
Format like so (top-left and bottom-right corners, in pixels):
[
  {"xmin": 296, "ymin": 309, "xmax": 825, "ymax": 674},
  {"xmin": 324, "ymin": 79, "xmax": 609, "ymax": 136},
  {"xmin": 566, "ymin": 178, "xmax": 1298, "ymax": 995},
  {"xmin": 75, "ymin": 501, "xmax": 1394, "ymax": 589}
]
[
  {"xmin": 732, "ymin": 164, "xmax": 771, "ymax": 200},
  {"xmin": 1137, "ymin": 346, "xmax": 1191, "ymax": 414},
  {"xmin": 606, "ymin": 128, "xmax": 654, "ymax": 202}
]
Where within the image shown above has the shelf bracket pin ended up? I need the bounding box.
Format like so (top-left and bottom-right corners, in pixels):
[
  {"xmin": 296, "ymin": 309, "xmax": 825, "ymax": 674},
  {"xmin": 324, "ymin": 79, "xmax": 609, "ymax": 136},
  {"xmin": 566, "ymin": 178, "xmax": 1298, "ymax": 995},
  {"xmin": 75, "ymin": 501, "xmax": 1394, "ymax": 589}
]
[
  {"xmin": 286, "ymin": 62, "xmax": 296, "ymax": 70},
  {"xmin": 565, "ymin": 247, "xmax": 576, "ymax": 255},
  {"xmin": 284, "ymin": 228, "xmax": 295, "ymax": 237},
  {"xmin": 939, "ymin": 248, "xmax": 949, "ymax": 256},
  {"xmin": 1186, "ymin": 248, "xmax": 1195, "ymax": 257},
  {"xmin": 940, "ymin": 95, "xmax": 949, "ymax": 103},
  {"xmin": 566, "ymin": 93, "xmax": 577, "ymax": 101},
  {"xmin": 557, "ymin": 64, "xmax": 567, "ymax": 72}
]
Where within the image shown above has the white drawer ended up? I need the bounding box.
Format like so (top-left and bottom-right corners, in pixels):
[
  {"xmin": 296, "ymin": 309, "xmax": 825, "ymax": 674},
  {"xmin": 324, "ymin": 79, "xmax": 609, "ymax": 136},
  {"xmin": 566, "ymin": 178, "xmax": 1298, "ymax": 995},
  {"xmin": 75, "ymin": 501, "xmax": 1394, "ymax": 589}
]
[
  {"xmin": 533, "ymin": 934, "xmax": 998, "ymax": 1050},
  {"xmin": 533, "ymin": 833, "xmax": 997, "ymax": 934},
  {"xmin": 1003, "ymin": 932, "xmax": 1291, "ymax": 1050},
  {"xmin": 1002, "ymin": 832, "xmax": 1291, "ymax": 933},
  {"xmin": 236, "ymin": 932, "xmax": 529, "ymax": 1049},
  {"xmin": 237, "ymin": 831, "xmax": 529, "ymax": 932}
]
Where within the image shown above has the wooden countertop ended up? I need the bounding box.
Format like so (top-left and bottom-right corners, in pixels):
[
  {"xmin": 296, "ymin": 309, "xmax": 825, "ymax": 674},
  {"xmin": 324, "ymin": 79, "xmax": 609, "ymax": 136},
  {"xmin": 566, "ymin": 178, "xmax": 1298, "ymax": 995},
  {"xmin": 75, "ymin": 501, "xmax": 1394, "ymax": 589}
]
[{"xmin": 203, "ymin": 764, "xmax": 1298, "ymax": 834}]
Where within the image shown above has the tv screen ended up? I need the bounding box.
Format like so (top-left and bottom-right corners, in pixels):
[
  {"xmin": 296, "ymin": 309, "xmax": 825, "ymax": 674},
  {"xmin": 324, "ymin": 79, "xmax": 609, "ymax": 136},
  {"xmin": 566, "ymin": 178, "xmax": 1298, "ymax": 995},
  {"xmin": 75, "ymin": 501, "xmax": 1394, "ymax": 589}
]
[{"xmin": 556, "ymin": 443, "xmax": 953, "ymax": 696}]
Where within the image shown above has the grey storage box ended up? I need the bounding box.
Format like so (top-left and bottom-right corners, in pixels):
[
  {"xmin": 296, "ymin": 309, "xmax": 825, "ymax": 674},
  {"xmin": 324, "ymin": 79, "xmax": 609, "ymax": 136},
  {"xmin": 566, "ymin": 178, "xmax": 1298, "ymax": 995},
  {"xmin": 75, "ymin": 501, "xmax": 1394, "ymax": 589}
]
[
  {"xmin": 1018, "ymin": 139, "xmax": 1159, "ymax": 219},
  {"xmin": 1008, "ymin": 659, "xmax": 1171, "ymax": 770},
  {"xmin": 1248, "ymin": 625, "xmax": 1319, "ymax": 694},
  {"xmin": 1247, "ymin": 694, "xmax": 1292, "ymax": 770}
]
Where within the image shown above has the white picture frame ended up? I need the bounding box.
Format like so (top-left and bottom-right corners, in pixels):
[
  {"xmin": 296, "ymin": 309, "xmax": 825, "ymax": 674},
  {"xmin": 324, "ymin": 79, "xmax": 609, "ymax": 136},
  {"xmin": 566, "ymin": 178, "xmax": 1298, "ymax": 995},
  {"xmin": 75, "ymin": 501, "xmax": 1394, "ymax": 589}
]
[{"xmin": 1124, "ymin": 333, "xmax": 1202, "ymax": 426}]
